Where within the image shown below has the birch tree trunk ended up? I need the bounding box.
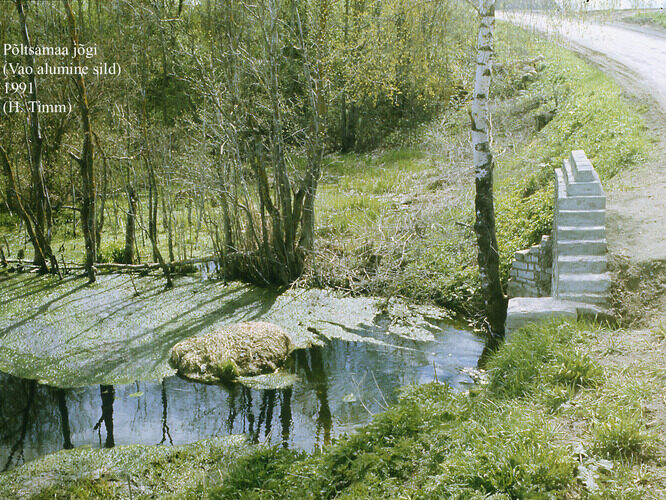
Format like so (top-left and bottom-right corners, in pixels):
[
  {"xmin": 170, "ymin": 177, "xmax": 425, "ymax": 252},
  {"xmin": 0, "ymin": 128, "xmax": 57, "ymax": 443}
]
[{"xmin": 470, "ymin": 0, "xmax": 507, "ymax": 337}]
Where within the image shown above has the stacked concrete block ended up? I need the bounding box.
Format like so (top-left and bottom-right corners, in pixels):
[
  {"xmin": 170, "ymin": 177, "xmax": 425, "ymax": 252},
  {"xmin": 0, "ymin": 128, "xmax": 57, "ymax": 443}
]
[
  {"xmin": 507, "ymin": 235, "xmax": 552, "ymax": 298},
  {"xmin": 505, "ymin": 297, "xmax": 578, "ymax": 333},
  {"xmin": 505, "ymin": 150, "xmax": 610, "ymax": 334},
  {"xmin": 552, "ymin": 150, "xmax": 609, "ymax": 307}
]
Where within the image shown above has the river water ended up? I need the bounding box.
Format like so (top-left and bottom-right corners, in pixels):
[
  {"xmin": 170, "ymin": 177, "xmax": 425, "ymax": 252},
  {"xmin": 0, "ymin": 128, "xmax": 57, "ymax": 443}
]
[
  {"xmin": 0, "ymin": 272, "xmax": 485, "ymax": 471},
  {"xmin": 0, "ymin": 326, "xmax": 483, "ymax": 472}
]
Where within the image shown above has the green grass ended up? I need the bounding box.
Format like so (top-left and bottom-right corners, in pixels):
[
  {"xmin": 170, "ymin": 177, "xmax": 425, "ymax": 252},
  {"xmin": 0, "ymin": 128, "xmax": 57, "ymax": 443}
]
[
  {"xmin": 486, "ymin": 320, "xmax": 603, "ymax": 399},
  {"xmin": 592, "ymin": 413, "xmax": 655, "ymax": 461},
  {"xmin": 0, "ymin": 190, "xmax": 219, "ymax": 268},
  {"xmin": 160, "ymin": 320, "xmax": 658, "ymax": 499},
  {"xmin": 624, "ymin": 12, "xmax": 666, "ymax": 30},
  {"xmin": 654, "ymin": 323, "xmax": 666, "ymax": 342},
  {"xmin": 306, "ymin": 21, "xmax": 650, "ymax": 318}
]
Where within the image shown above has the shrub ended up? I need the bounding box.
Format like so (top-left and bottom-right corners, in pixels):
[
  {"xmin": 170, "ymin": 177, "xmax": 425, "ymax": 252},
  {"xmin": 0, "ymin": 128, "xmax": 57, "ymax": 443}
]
[{"xmin": 97, "ymin": 244, "xmax": 127, "ymax": 264}]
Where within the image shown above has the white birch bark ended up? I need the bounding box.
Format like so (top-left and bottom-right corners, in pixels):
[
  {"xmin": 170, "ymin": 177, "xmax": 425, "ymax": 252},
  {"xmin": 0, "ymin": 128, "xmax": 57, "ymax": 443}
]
[{"xmin": 470, "ymin": 0, "xmax": 507, "ymax": 337}]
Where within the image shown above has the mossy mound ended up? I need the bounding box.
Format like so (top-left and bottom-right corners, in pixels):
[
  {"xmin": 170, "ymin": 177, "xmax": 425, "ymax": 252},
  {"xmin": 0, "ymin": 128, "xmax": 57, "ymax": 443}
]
[{"xmin": 170, "ymin": 321, "xmax": 294, "ymax": 383}]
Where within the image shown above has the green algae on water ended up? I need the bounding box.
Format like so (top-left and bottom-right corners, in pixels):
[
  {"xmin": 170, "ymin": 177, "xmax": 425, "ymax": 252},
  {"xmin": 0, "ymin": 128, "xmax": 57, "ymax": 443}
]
[{"xmin": 0, "ymin": 273, "xmax": 467, "ymax": 387}]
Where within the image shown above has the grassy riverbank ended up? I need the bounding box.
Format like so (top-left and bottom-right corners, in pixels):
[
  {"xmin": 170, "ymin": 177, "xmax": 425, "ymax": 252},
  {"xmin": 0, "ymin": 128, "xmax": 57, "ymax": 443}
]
[
  {"xmin": 0, "ymin": 19, "xmax": 661, "ymax": 500},
  {"xmin": 184, "ymin": 320, "xmax": 665, "ymax": 499},
  {"xmin": 4, "ymin": 319, "xmax": 663, "ymax": 499}
]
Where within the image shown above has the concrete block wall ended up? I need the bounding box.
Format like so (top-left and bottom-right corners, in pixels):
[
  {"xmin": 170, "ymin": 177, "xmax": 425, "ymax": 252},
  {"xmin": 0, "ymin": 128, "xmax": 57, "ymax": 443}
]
[
  {"xmin": 551, "ymin": 150, "xmax": 609, "ymax": 307},
  {"xmin": 505, "ymin": 150, "xmax": 609, "ymax": 334},
  {"xmin": 507, "ymin": 235, "xmax": 552, "ymax": 298}
]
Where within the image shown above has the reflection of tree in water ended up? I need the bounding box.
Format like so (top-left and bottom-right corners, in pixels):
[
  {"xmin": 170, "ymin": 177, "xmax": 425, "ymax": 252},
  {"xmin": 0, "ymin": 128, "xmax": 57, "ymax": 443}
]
[
  {"xmin": 56, "ymin": 388, "xmax": 73, "ymax": 449},
  {"xmin": 295, "ymin": 346, "xmax": 332, "ymax": 447},
  {"xmin": 0, "ymin": 352, "xmax": 329, "ymax": 468},
  {"xmin": 0, "ymin": 374, "xmax": 78, "ymax": 470},
  {"xmin": 219, "ymin": 346, "xmax": 332, "ymax": 448},
  {"xmin": 226, "ymin": 385, "xmax": 238, "ymax": 434},
  {"xmin": 221, "ymin": 374, "xmax": 295, "ymax": 447},
  {"xmin": 256, "ymin": 389, "xmax": 276, "ymax": 442},
  {"xmin": 2, "ymin": 380, "xmax": 36, "ymax": 471},
  {"xmin": 241, "ymin": 386, "xmax": 254, "ymax": 436},
  {"xmin": 93, "ymin": 385, "xmax": 115, "ymax": 448},
  {"xmin": 279, "ymin": 387, "xmax": 292, "ymax": 448},
  {"xmin": 159, "ymin": 381, "xmax": 173, "ymax": 445},
  {"xmin": 0, "ymin": 329, "xmax": 482, "ymax": 468}
]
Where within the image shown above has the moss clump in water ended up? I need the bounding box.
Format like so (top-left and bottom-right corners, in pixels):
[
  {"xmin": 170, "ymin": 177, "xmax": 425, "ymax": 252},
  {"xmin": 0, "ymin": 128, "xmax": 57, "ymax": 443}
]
[{"xmin": 170, "ymin": 321, "xmax": 294, "ymax": 383}]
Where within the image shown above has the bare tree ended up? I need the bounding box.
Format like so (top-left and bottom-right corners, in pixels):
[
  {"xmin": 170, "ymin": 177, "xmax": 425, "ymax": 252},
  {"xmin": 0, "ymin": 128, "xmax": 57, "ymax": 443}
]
[
  {"xmin": 0, "ymin": 146, "xmax": 58, "ymax": 275},
  {"xmin": 293, "ymin": 0, "xmax": 327, "ymax": 255},
  {"xmin": 11, "ymin": 0, "xmax": 56, "ymax": 272},
  {"xmin": 184, "ymin": 0, "xmax": 328, "ymax": 285},
  {"xmin": 124, "ymin": 184, "xmax": 138, "ymax": 265},
  {"xmin": 64, "ymin": 0, "xmax": 97, "ymax": 283}
]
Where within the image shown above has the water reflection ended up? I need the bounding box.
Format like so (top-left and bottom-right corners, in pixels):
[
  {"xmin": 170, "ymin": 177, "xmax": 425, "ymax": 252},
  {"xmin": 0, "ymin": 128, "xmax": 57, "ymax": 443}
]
[
  {"xmin": 1, "ymin": 380, "xmax": 36, "ymax": 471},
  {"xmin": 94, "ymin": 385, "xmax": 115, "ymax": 448},
  {"xmin": 56, "ymin": 388, "xmax": 73, "ymax": 450},
  {"xmin": 295, "ymin": 347, "xmax": 332, "ymax": 446},
  {"xmin": 0, "ymin": 329, "xmax": 483, "ymax": 471},
  {"xmin": 159, "ymin": 381, "xmax": 173, "ymax": 445}
]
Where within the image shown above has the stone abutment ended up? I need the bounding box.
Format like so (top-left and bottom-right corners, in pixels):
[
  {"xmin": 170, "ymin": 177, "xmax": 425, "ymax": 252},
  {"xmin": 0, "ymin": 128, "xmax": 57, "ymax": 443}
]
[{"xmin": 505, "ymin": 150, "xmax": 610, "ymax": 333}]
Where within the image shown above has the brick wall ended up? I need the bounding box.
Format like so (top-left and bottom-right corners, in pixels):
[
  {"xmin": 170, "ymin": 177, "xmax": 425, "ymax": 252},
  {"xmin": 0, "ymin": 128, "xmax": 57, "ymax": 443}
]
[{"xmin": 507, "ymin": 235, "xmax": 552, "ymax": 298}]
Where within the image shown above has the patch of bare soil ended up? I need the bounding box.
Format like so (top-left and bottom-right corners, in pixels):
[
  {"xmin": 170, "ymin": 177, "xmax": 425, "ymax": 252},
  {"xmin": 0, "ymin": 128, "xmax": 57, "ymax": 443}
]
[
  {"xmin": 561, "ymin": 43, "xmax": 666, "ymax": 497},
  {"xmin": 606, "ymin": 98, "xmax": 666, "ymax": 331},
  {"xmin": 606, "ymin": 115, "xmax": 666, "ymax": 267},
  {"xmin": 605, "ymin": 98, "xmax": 666, "ymax": 326}
]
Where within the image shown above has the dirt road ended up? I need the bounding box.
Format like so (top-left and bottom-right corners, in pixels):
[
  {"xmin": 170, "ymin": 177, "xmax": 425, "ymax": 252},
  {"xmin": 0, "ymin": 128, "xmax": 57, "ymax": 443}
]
[
  {"xmin": 501, "ymin": 11, "xmax": 666, "ymax": 291},
  {"xmin": 499, "ymin": 12, "xmax": 666, "ymax": 110}
]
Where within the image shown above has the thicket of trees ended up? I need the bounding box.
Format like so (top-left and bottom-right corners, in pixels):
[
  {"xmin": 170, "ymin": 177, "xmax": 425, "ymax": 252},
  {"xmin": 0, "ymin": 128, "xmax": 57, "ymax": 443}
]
[{"xmin": 0, "ymin": 0, "xmax": 476, "ymax": 285}]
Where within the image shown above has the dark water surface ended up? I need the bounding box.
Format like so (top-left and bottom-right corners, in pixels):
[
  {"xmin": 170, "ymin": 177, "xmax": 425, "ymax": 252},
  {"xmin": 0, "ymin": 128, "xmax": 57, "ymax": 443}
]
[{"xmin": 0, "ymin": 329, "xmax": 483, "ymax": 471}]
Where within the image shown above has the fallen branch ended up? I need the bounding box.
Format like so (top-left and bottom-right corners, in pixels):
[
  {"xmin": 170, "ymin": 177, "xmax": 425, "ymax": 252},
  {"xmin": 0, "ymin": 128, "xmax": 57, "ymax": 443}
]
[
  {"xmin": 60, "ymin": 205, "xmax": 82, "ymax": 213},
  {"xmin": 3, "ymin": 255, "xmax": 220, "ymax": 274}
]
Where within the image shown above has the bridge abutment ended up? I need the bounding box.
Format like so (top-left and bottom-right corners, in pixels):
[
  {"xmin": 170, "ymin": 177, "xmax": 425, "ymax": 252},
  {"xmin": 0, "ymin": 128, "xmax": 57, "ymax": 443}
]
[{"xmin": 505, "ymin": 150, "xmax": 610, "ymax": 334}]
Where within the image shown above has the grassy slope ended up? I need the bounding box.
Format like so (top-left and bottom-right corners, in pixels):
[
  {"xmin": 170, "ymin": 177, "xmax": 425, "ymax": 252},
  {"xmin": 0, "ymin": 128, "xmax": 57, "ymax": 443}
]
[
  {"xmin": 308, "ymin": 22, "xmax": 648, "ymax": 317},
  {"xmin": 623, "ymin": 12, "xmax": 666, "ymax": 30}
]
